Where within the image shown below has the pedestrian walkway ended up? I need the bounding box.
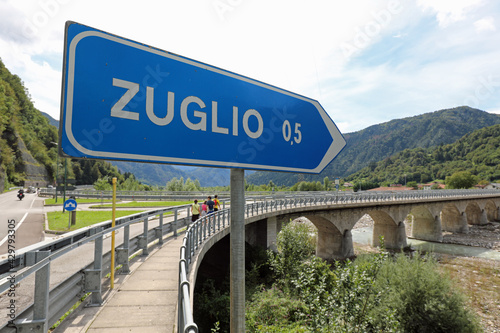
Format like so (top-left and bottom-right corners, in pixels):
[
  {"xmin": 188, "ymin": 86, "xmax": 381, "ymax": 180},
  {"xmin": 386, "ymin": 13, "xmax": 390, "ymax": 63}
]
[{"xmin": 55, "ymin": 235, "xmax": 184, "ymax": 333}]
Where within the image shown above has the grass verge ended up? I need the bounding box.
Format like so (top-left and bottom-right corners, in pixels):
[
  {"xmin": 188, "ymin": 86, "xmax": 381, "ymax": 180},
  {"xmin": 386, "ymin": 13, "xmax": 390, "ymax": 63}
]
[
  {"xmin": 45, "ymin": 198, "xmax": 113, "ymax": 205},
  {"xmin": 91, "ymin": 200, "xmax": 192, "ymax": 208},
  {"xmin": 47, "ymin": 210, "xmax": 143, "ymax": 231}
]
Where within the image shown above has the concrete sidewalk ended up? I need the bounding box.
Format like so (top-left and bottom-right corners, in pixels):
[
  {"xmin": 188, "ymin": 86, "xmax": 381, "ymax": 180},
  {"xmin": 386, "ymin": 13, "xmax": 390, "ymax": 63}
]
[{"xmin": 55, "ymin": 235, "xmax": 184, "ymax": 333}]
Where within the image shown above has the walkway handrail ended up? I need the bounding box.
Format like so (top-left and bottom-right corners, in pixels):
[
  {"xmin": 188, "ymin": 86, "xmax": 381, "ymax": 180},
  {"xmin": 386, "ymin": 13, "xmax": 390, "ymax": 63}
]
[{"xmin": 177, "ymin": 188, "xmax": 500, "ymax": 332}]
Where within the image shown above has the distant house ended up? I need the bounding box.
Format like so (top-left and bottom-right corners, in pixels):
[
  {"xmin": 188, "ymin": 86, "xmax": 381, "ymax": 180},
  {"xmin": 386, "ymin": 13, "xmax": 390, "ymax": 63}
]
[
  {"xmin": 343, "ymin": 182, "xmax": 353, "ymax": 187},
  {"xmin": 418, "ymin": 182, "xmax": 445, "ymax": 190},
  {"xmin": 485, "ymin": 183, "xmax": 500, "ymax": 190}
]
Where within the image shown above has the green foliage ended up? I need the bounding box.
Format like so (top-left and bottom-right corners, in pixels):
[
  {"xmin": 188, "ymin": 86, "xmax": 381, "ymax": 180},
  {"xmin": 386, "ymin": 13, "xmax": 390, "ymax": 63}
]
[
  {"xmin": 290, "ymin": 181, "xmax": 325, "ymax": 191},
  {"xmin": 246, "ymin": 287, "xmax": 309, "ymax": 332},
  {"xmin": 244, "ymin": 223, "xmax": 481, "ymax": 333},
  {"xmin": 370, "ymin": 253, "xmax": 481, "ymax": 333},
  {"xmin": 194, "ymin": 279, "xmax": 231, "ymax": 332},
  {"xmin": 446, "ymin": 171, "xmax": 477, "ymax": 189},
  {"xmin": 346, "ymin": 124, "xmax": 500, "ymax": 186},
  {"xmin": 0, "ymin": 59, "xmax": 58, "ymax": 187},
  {"xmin": 268, "ymin": 222, "xmax": 316, "ymax": 289},
  {"xmin": 323, "ymin": 176, "xmax": 330, "ymax": 190},
  {"xmin": 353, "ymin": 181, "xmax": 379, "ymax": 192},
  {"xmin": 246, "ymin": 106, "xmax": 500, "ymax": 186},
  {"xmin": 93, "ymin": 174, "xmax": 151, "ymax": 191},
  {"xmin": 165, "ymin": 177, "xmax": 202, "ymax": 191},
  {"xmin": 406, "ymin": 181, "xmax": 418, "ymax": 189}
]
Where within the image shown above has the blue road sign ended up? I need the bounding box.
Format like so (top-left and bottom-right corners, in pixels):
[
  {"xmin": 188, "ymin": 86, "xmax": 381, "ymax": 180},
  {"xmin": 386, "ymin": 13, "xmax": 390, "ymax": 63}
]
[
  {"xmin": 64, "ymin": 199, "xmax": 77, "ymax": 212},
  {"xmin": 60, "ymin": 21, "xmax": 346, "ymax": 174}
]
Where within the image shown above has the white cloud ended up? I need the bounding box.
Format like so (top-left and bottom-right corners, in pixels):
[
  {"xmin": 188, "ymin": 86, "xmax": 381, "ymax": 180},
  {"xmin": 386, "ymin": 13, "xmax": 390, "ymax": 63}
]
[
  {"xmin": 1, "ymin": 0, "xmax": 500, "ymax": 134},
  {"xmin": 417, "ymin": 0, "xmax": 484, "ymax": 26},
  {"xmin": 474, "ymin": 16, "xmax": 496, "ymax": 32}
]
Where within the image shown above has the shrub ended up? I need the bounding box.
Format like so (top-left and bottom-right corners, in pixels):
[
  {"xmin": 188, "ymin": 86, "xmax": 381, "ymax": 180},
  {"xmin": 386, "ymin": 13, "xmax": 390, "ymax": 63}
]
[
  {"xmin": 246, "ymin": 286, "xmax": 309, "ymax": 332},
  {"xmin": 268, "ymin": 221, "xmax": 315, "ymax": 290},
  {"xmin": 370, "ymin": 252, "xmax": 482, "ymax": 333}
]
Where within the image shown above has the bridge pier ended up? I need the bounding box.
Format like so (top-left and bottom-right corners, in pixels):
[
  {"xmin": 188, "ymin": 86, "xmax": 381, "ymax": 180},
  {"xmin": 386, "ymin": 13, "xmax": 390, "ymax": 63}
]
[
  {"xmin": 266, "ymin": 216, "xmax": 280, "ymax": 251},
  {"xmin": 480, "ymin": 209, "xmax": 489, "ymax": 225},
  {"xmin": 315, "ymin": 226, "xmax": 354, "ymax": 260},
  {"xmin": 458, "ymin": 212, "xmax": 469, "ymax": 233},
  {"xmin": 341, "ymin": 230, "xmax": 355, "ymax": 258}
]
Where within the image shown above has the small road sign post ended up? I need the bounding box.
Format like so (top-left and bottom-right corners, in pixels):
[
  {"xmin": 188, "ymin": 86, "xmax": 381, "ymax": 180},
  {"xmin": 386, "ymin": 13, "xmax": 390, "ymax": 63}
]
[
  {"xmin": 64, "ymin": 199, "xmax": 77, "ymax": 228},
  {"xmin": 59, "ymin": 21, "xmax": 346, "ymax": 332}
]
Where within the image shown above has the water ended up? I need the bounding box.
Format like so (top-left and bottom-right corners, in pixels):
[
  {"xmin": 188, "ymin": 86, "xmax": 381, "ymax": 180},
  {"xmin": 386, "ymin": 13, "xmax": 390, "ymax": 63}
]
[{"xmin": 351, "ymin": 227, "xmax": 500, "ymax": 261}]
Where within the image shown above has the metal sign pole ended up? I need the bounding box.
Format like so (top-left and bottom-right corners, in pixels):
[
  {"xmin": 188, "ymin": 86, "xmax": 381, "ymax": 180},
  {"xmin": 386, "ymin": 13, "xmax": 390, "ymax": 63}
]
[{"xmin": 230, "ymin": 168, "xmax": 245, "ymax": 332}]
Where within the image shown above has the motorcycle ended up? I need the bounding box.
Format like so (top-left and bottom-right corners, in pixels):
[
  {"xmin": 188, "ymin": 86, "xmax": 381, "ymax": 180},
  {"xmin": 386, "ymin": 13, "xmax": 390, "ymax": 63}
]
[{"xmin": 17, "ymin": 192, "xmax": 24, "ymax": 200}]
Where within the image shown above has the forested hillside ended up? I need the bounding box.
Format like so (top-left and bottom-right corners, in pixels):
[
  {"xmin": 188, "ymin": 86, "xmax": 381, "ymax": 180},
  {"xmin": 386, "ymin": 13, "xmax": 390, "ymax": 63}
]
[
  {"xmin": 246, "ymin": 107, "xmax": 500, "ymax": 186},
  {"xmin": 345, "ymin": 124, "xmax": 500, "ymax": 185},
  {"xmin": 0, "ymin": 57, "xmax": 58, "ymax": 190},
  {"xmin": 0, "ymin": 58, "xmax": 142, "ymax": 191}
]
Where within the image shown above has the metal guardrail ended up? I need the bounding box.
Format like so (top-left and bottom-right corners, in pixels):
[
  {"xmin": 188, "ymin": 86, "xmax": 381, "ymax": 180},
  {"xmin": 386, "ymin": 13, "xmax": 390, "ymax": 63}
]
[
  {"xmin": 37, "ymin": 189, "xmax": 301, "ymax": 201},
  {"xmin": 177, "ymin": 188, "xmax": 500, "ymax": 332},
  {"xmin": 0, "ymin": 203, "xmax": 193, "ymax": 332}
]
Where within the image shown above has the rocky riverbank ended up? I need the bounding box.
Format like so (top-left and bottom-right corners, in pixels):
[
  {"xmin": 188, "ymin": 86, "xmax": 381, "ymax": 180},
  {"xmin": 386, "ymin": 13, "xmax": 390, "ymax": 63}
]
[{"xmin": 352, "ymin": 215, "xmax": 500, "ymax": 333}]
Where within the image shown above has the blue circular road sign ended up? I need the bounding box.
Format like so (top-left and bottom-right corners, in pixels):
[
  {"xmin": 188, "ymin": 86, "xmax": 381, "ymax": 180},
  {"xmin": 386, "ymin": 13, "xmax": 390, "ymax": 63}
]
[{"xmin": 64, "ymin": 199, "xmax": 78, "ymax": 212}]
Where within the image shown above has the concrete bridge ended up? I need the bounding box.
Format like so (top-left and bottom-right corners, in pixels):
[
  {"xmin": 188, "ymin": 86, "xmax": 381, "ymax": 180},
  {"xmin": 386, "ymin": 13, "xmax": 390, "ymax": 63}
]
[
  {"xmin": 178, "ymin": 189, "xmax": 500, "ymax": 331},
  {"xmin": 190, "ymin": 189, "xmax": 500, "ymax": 267}
]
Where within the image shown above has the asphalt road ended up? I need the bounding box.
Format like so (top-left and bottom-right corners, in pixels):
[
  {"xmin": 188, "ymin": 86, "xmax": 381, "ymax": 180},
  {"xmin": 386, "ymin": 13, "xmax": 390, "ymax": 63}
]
[{"xmin": 0, "ymin": 191, "xmax": 44, "ymax": 256}]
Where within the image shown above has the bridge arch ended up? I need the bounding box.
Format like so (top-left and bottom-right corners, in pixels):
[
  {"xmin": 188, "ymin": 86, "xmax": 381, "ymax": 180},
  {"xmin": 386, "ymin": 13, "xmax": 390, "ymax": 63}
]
[
  {"xmin": 305, "ymin": 214, "xmax": 355, "ymax": 261},
  {"xmin": 410, "ymin": 206, "xmax": 443, "ymax": 242},
  {"xmin": 466, "ymin": 202, "xmax": 483, "ymax": 225},
  {"xmin": 369, "ymin": 210, "xmax": 408, "ymax": 249},
  {"xmin": 441, "ymin": 203, "xmax": 468, "ymax": 233},
  {"xmin": 484, "ymin": 200, "xmax": 498, "ymax": 222}
]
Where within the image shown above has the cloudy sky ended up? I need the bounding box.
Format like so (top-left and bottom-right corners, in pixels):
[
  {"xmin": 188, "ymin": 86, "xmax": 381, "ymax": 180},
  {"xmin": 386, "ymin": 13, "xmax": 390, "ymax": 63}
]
[{"xmin": 1, "ymin": 0, "xmax": 500, "ymax": 134}]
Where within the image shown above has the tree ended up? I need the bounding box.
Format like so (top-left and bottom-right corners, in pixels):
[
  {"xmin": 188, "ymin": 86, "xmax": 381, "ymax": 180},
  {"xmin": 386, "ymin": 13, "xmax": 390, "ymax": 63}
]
[
  {"xmin": 94, "ymin": 177, "xmax": 111, "ymax": 190},
  {"xmin": 165, "ymin": 177, "xmax": 184, "ymax": 191},
  {"xmin": 406, "ymin": 181, "xmax": 418, "ymax": 189},
  {"xmin": 268, "ymin": 180, "xmax": 276, "ymax": 191},
  {"xmin": 446, "ymin": 171, "xmax": 476, "ymax": 189},
  {"xmin": 323, "ymin": 176, "xmax": 330, "ymax": 191},
  {"xmin": 268, "ymin": 221, "xmax": 316, "ymax": 289}
]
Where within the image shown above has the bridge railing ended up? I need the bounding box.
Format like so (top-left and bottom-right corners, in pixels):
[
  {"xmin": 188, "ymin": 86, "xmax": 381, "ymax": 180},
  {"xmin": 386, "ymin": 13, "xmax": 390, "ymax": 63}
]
[{"xmin": 178, "ymin": 188, "xmax": 500, "ymax": 332}]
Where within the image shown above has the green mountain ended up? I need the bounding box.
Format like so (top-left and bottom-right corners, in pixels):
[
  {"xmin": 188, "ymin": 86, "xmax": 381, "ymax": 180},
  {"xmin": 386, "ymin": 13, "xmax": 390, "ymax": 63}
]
[
  {"xmin": 0, "ymin": 58, "xmax": 132, "ymax": 190},
  {"xmin": 112, "ymin": 161, "xmax": 187, "ymax": 186},
  {"xmin": 109, "ymin": 163, "xmax": 230, "ymax": 187},
  {"xmin": 345, "ymin": 124, "xmax": 500, "ymax": 185},
  {"xmin": 246, "ymin": 107, "xmax": 500, "ymax": 186},
  {"xmin": 0, "ymin": 58, "xmax": 58, "ymax": 190}
]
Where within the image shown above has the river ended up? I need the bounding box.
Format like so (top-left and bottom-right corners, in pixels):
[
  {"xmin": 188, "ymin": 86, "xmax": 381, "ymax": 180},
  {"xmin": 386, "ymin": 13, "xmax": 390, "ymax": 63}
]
[{"xmin": 351, "ymin": 227, "xmax": 500, "ymax": 261}]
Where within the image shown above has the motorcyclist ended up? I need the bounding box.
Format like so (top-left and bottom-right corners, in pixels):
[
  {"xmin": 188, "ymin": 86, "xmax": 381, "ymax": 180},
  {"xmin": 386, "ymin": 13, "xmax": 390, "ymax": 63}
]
[{"xmin": 17, "ymin": 188, "xmax": 25, "ymax": 200}]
